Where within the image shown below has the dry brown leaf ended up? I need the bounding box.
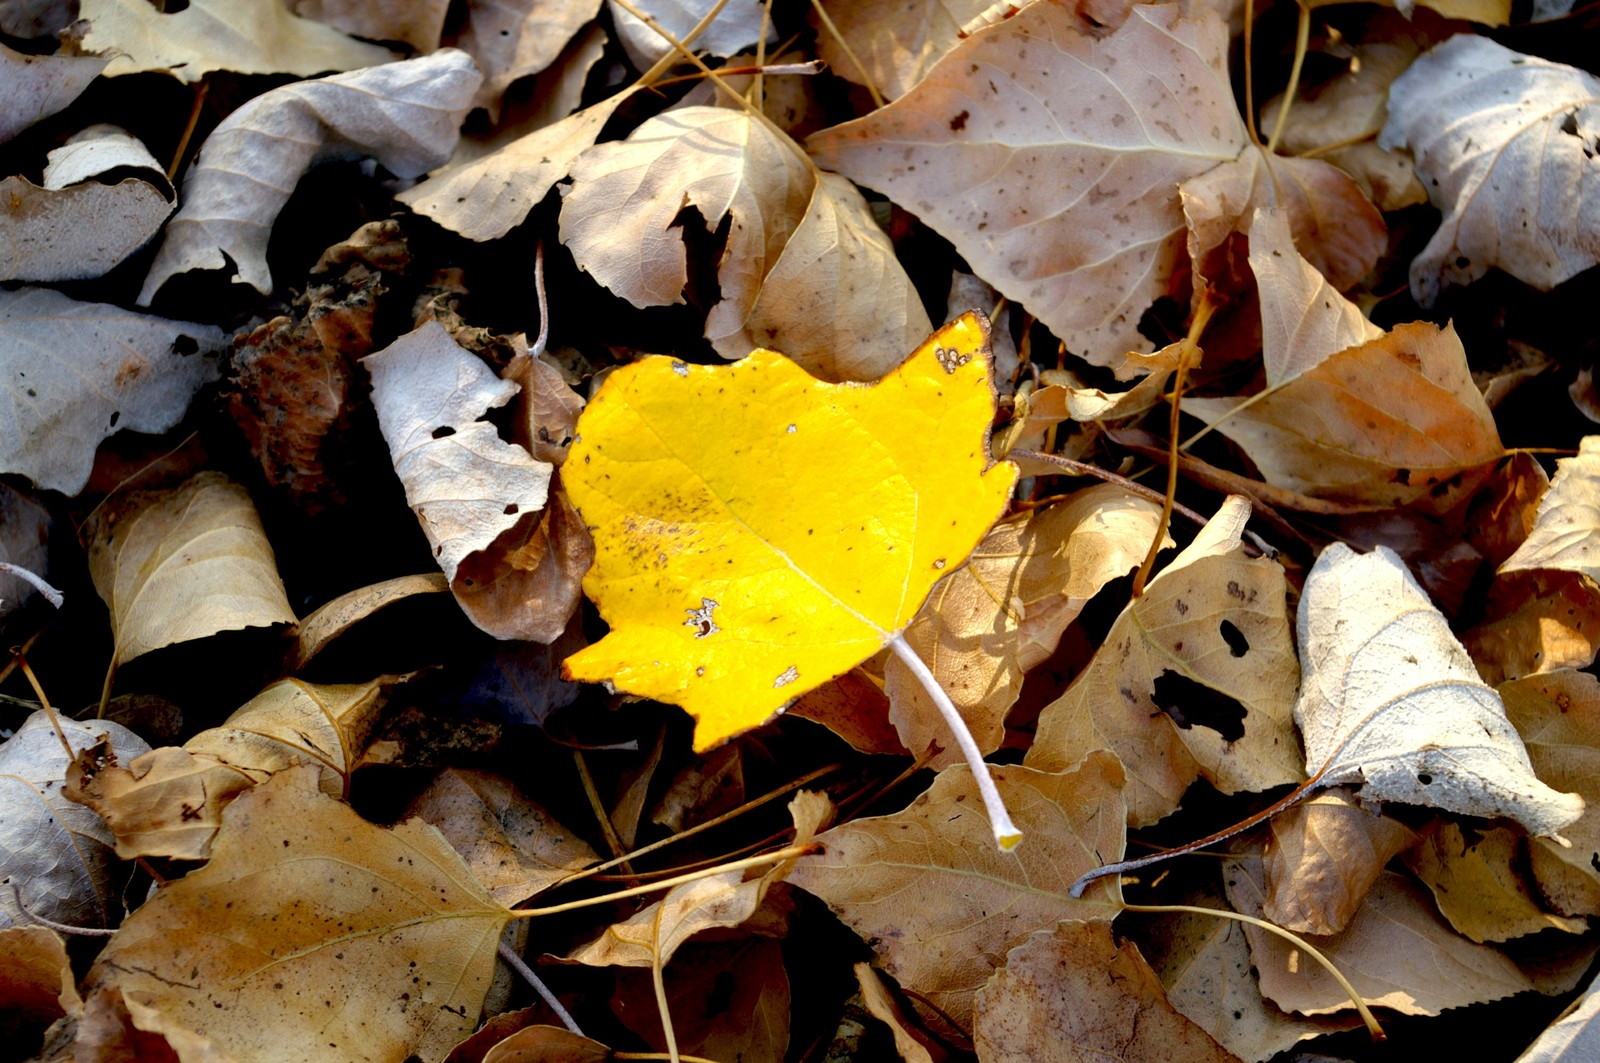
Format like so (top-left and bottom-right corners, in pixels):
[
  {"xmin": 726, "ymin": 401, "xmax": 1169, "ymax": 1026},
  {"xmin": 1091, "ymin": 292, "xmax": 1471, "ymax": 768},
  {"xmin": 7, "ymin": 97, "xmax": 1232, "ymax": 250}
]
[
  {"xmin": 292, "ymin": 572, "xmax": 452, "ymax": 672},
  {"xmin": 0, "ymin": 41, "xmax": 107, "ymax": 143},
  {"xmin": 1462, "ymin": 570, "xmax": 1600, "ymax": 686},
  {"xmin": 807, "ymin": 4, "xmax": 1246, "ymax": 365},
  {"xmin": 612, "ymin": 937, "xmax": 790, "ymax": 1063},
  {"xmin": 453, "ymin": 0, "xmax": 604, "ymax": 112},
  {"xmin": 0, "ymin": 926, "xmax": 80, "ymax": 1048},
  {"xmin": 140, "ymin": 51, "xmax": 481, "ymax": 302},
  {"xmin": 1, "ymin": 712, "xmax": 150, "ymax": 930},
  {"xmin": 185, "ymin": 677, "xmax": 393, "ymax": 787},
  {"xmin": 407, "ymin": 768, "xmax": 598, "ymax": 907},
  {"xmin": 560, "ymin": 105, "xmax": 814, "ymax": 359},
  {"xmin": 787, "ymin": 754, "xmax": 1126, "ymax": 1032},
  {"xmin": 886, "ymin": 484, "xmax": 1164, "ymax": 768},
  {"xmin": 1025, "ymin": 496, "xmax": 1302, "ymax": 826},
  {"xmin": 790, "ymin": 668, "xmax": 907, "ymax": 756},
  {"xmin": 811, "ymin": 0, "xmax": 991, "ymax": 101},
  {"xmin": 1515, "ymin": 977, "xmax": 1600, "ymax": 1063},
  {"xmin": 1261, "ymin": 788, "xmax": 1415, "ymax": 936},
  {"xmin": 1404, "ymin": 820, "xmax": 1586, "ymax": 943},
  {"xmin": 743, "ymin": 172, "xmax": 932, "ymax": 381},
  {"xmin": 1185, "ymin": 323, "xmax": 1504, "ymax": 512},
  {"xmin": 86, "ymin": 472, "xmax": 296, "ymax": 668},
  {"xmin": 1380, "ymin": 36, "xmax": 1600, "ymax": 305},
  {"xmin": 650, "ymin": 744, "xmax": 743, "ymax": 835},
  {"xmin": 1295, "ymin": 543, "xmax": 1584, "ymax": 837},
  {"xmin": 73, "ymin": 985, "xmax": 241, "ymax": 1063},
  {"xmin": 1502, "ymin": 436, "xmax": 1600, "ymax": 580},
  {"xmin": 0, "ymin": 286, "xmax": 224, "ymax": 495},
  {"xmin": 84, "ymin": 767, "xmax": 511, "ymax": 1063},
  {"xmin": 79, "ymin": 0, "xmax": 395, "ymax": 80},
  {"xmin": 1227, "ymin": 854, "xmax": 1543, "ymax": 1017},
  {"xmin": 608, "ymin": 0, "xmax": 771, "ymax": 68},
  {"xmin": 974, "ymin": 922, "xmax": 1241, "ymax": 1063},
  {"xmin": 854, "ymin": 964, "xmax": 934, "ymax": 1063},
  {"xmin": 1501, "ymin": 670, "xmax": 1600, "ymax": 917},
  {"xmin": 67, "ymin": 746, "xmax": 257, "ymax": 861},
  {"xmin": 480, "ymin": 1026, "xmax": 611, "ymax": 1063},
  {"xmin": 291, "ymin": 0, "xmax": 450, "ymax": 51},
  {"xmin": 565, "ymin": 866, "xmax": 757, "ymax": 969}
]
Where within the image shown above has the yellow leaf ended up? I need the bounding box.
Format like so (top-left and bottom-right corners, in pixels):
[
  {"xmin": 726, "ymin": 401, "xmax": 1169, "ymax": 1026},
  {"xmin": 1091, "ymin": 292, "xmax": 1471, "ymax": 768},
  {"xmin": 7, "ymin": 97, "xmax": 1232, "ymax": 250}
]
[{"xmin": 562, "ymin": 313, "xmax": 1016, "ymax": 751}]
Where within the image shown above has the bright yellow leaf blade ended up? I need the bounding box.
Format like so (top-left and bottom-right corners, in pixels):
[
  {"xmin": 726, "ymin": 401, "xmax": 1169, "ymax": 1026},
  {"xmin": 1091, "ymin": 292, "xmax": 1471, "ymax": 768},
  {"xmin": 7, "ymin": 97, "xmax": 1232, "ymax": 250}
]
[{"xmin": 563, "ymin": 313, "xmax": 1017, "ymax": 750}]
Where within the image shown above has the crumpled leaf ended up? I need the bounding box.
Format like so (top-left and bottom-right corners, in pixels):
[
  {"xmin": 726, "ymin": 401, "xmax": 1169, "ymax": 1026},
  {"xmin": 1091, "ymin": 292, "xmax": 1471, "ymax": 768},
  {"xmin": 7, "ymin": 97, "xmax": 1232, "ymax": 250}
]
[
  {"xmin": 886, "ymin": 483, "xmax": 1164, "ymax": 768},
  {"xmin": 1379, "ymin": 35, "xmax": 1600, "ymax": 305},
  {"xmin": 1294, "ymin": 542, "xmax": 1584, "ymax": 837},
  {"xmin": 787, "ymin": 754, "xmax": 1126, "ymax": 1032},
  {"xmin": 366, "ymin": 321, "xmax": 553, "ymax": 587},
  {"xmin": 1185, "ymin": 322, "xmax": 1503, "ymax": 512},
  {"xmin": 607, "ymin": 0, "xmax": 772, "ymax": 69},
  {"xmin": 0, "ymin": 125, "xmax": 173, "ymax": 282},
  {"xmin": 1403, "ymin": 820, "xmax": 1586, "ymax": 943},
  {"xmin": 854, "ymin": 964, "xmax": 933, "ymax": 1063},
  {"xmin": 973, "ymin": 922, "xmax": 1241, "ymax": 1063},
  {"xmin": 1261, "ymin": 788, "xmax": 1414, "ymax": 936},
  {"xmin": 78, "ymin": 0, "xmax": 395, "ymax": 80},
  {"xmin": 86, "ymin": 472, "xmax": 297, "ymax": 668},
  {"xmin": 807, "ymin": 3, "xmax": 1246, "ymax": 364},
  {"xmin": 1501, "ymin": 436, "xmax": 1600, "ymax": 580},
  {"xmin": 562, "ymin": 313, "xmax": 1015, "ymax": 750},
  {"xmin": 560, "ymin": 105, "xmax": 814, "ymax": 360},
  {"xmin": 811, "ymin": 0, "xmax": 992, "ymax": 101},
  {"xmin": 0, "ymin": 41, "xmax": 107, "ymax": 144},
  {"xmin": 140, "ymin": 50, "xmax": 482, "ymax": 302},
  {"xmin": 0, "ymin": 712, "xmax": 151, "ymax": 930},
  {"xmin": 84, "ymin": 767, "xmax": 512, "ymax": 1063},
  {"xmin": 1026, "ymin": 496, "xmax": 1303, "ymax": 826},
  {"xmin": 0, "ymin": 286, "xmax": 224, "ymax": 495}
]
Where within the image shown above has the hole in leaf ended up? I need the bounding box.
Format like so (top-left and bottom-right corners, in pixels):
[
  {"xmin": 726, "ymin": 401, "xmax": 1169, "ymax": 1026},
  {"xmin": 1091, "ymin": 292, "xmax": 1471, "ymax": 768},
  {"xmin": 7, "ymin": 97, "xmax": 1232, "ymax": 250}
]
[
  {"xmin": 1219, "ymin": 620, "xmax": 1249, "ymax": 657},
  {"xmin": 432, "ymin": 425, "xmax": 456, "ymax": 439},
  {"xmin": 1417, "ymin": 773, "xmax": 1433, "ymax": 785},
  {"xmin": 1150, "ymin": 670, "xmax": 1246, "ymax": 742}
]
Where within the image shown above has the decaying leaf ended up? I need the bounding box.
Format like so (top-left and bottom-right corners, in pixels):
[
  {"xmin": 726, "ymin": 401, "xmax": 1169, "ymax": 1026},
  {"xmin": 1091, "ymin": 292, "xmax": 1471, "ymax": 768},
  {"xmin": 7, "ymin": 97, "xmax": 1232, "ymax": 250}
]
[
  {"xmin": 1026, "ymin": 496, "xmax": 1302, "ymax": 826},
  {"xmin": 1261, "ymin": 788, "xmax": 1415, "ymax": 936},
  {"xmin": 1294, "ymin": 543, "xmax": 1584, "ymax": 837},
  {"xmin": 808, "ymin": 3, "xmax": 1246, "ymax": 364},
  {"xmin": 1462, "ymin": 570, "xmax": 1600, "ymax": 686},
  {"xmin": 1, "ymin": 712, "xmax": 150, "ymax": 929},
  {"xmin": 1380, "ymin": 35, "xmax": 1600, "ymax": 304},
  {"xmin": 0, "ymin": 286, "xmax": 224, "ymax": 495},
  {"xmin": 140, "ymin": 51, "xmax": 482, "ymax": 302},
  {"xmin": 0, "ymin": 41, "xmax": 107, "ymax": 144},
  {"xmin": 811, "ymin": 0, "xmax": 991, "ymax": 101},
  {"xmin": 84, "ymin": 767, "xmax": 512, "ymax": 1063},
  {"xmin": 562, "ymin": 313, "xmax": 1015, "ymax": 750},
  {"xmin": 1403, "ymin": 820, "xmax": 1586, "ymax": 943},
  {"xmin": 886, "ymin": 483, "xmax": 1164, "ymax": 767},
  {"xmin": 78, "ymin": 0, "xmax": 395, "ymax": 80},
  {"xmin": 67, "ymin": 746, "xmax": 256, "ymax": 862},
  {"xmin": 974, "ymin": 922, "xmax": 1241, "ymax": 1063},
  {"xmin": 86, "ymin": 472, "xmax": 297, "ymax": 669},
  {"xmin": 1185, "ymin": 322, "xmax": 1503, "ymax": 512},
  {"xmin": 787, "ymin": 754, "xmax": 1126, "ymax": 1031},
  {"xmin": 1501, "ymin": 436, "xmax": 1600, "ymax": 580}
]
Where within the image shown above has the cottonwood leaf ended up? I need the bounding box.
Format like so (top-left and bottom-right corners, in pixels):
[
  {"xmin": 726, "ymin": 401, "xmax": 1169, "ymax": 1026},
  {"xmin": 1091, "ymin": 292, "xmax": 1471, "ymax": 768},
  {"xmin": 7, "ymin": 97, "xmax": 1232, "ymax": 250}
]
[
  {"xmin": 886, "ymin": 483, "xmax": 1164, "ymax": 768},
  {"xmin": 0, "ymin": 126, "xmax": 173, "ymax": 283},
  {"xmin": 855, "ymin": 964, "xmax": 933, "ymax": 1063},
  {"xmin": 974, "ymin": 922, "xmax": 1242, "ymax": 1063},
  {"xmin": 612, "ymin": 939, "xmax": 790, "ymax": 1062},
  {"xmin": 0, "ymin": 926, "xmax": 80, "ymax": 1039},
  {"xmin": 811, "ymin": 0, "xmax": 992, "ymax": 101},
  {"xmin": 742, "ymin": 172, "xmax": 932, "ymax": 382},
  {"xmin": 607, "ymin": 0, "xmax": 772, "ymax": 68},
  {"xmin": 291, "ymin": 572, "xmax": 452, "ymax": 672},
  {"xmin": 1025, "ymin": 496, "xmax": 1302, "ymax": 826},
  {"xmin": 560, "ymin": 105, "xmax": 814, "ymax": 360},
  {"xmin": 807, "ymin": 3, "xmax": 1247, "ymax": 365},
  {"xmin": 1295, "ymin": 542, "xmax": 1584, "ymax": 837},
  {"xmin": 455, "ymin": 0, "xmax": 604, "ymax": 112},
  {"xmin": 1379, "ymin": 35, "xmax": 1600, "ymax": 305},
  {"xmin": 85, "ymin": 767, "xmax": 512, "ymax": 1063},
  {"xmin": 79, "ymin": 0, "xmax": 394, "ymax": 80},
  {"xmin": 0, "ymin": 42, "xmax": 107, "ymax": 143},
  {"xmin": 561, "ymin": 313, "xmax": 1016, "ymax": 750},
  {"xmin": 1261, "ymin": 788, "xmax": 1414, "ymax": 936},
  {"xmin": 0, "ymin": 287, "xmax": 223, "ymax": 495},
  {"xmin": 787, "ymin": 754, "xmax": 1126, "ymax": 1032},
  {"xmin": 478, "ymin": 1026, "xmax": 611, "ymax": 1063},
  {"xmin": 140, "ymin": 51, "xmax": 481, "ymax": 302},
  {"xmin": 366, "ymin": 321, "xmax": 553, "ymax": 586},
  {"xmin": 0, "ymin": 712, "xmax": 150, "ymax": 929},
  {"xmin": 1465, "ymin": 570, "xmax": 1600, "ymax": 687},
  {"xmin": 291, "ymin": 0, "xmax": 451, "ymax": 51},
  {"xmin": 1185, "ymin": 322, "xmax": 1503, "ymax": 512},
  {"xmin": 565, "ymin": 869, "xmax": 761, "ymax": 970},
  {"xmin": 1502, "ymin": 436, "xmax": 1600, "ymax": 580},
  {"xmin": 1403, "ymin": 820, "xmax": 1586, "ymax": 943},
  {"xmin": 86, "ymin": 472, "xmax": 296, "ymax": 668}
]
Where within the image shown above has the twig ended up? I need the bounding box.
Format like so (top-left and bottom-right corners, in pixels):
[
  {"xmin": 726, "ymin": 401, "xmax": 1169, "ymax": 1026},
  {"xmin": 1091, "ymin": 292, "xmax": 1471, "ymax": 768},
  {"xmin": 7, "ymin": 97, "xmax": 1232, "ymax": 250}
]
[
  {"xmin": 0, "ymin": 563, "xmax": 63, "ymax": 608},
  {"xmin": 497, "ymin": 939, "xmax": 584, "ymax": 1035}
]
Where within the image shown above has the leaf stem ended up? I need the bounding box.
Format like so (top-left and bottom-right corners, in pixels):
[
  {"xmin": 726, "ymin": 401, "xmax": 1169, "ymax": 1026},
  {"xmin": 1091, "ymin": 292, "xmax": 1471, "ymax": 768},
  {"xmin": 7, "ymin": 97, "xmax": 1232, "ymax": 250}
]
[
  {"xmin": 886, "ymin": 633, "xmax": 1022, "ymax": 850},
  {"xmin": 496, "ymin": 939, "xmax": 584, "ymax": 1035},
  {"xmin": 508, "ymin": 844, "xmax": 816, "ymax": 918},
  {"xmin": 811, "ymin": 0, "xmax": 885, "ymax": 108},
  {"xmin": 1119, "ymin": 901, "xmax": 1385, "ymax": 1040},
  {"xmin": 1265, "ymin": 0, "xmax": 1312, "ymax": 156}
]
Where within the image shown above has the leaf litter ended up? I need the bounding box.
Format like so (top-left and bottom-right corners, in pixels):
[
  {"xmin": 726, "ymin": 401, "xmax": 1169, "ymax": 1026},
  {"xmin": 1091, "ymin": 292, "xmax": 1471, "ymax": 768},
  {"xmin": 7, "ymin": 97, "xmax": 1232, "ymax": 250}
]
[{"xmin": 6, "ymin": 1, "xmax": 1600, "ymax": 1061}]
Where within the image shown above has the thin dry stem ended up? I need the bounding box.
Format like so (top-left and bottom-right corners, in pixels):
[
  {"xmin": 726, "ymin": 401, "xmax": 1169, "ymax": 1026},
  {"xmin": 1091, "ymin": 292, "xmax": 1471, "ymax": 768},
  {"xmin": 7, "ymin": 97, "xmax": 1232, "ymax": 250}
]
[
  {"xmin": 632, "ymin": 0, "xmax": 734, "ymax": 87},
  {"xmin": 17, "ymin": 656, "xmax": 72, "ymax": 758},
  {"xmin": 509, "ymin": 844, "xmax": 816, "ymax": 919},
  {"xmin": 1265, "ymin": 1, "xmax": 1313, "ymax": 156},
  {"xmin": 497, "ymin": 939, "xmax": 584, "ymax": 1035},
  {"xmin": 810, "ymin": 0, "xmax": 885, "ymax": 108}
]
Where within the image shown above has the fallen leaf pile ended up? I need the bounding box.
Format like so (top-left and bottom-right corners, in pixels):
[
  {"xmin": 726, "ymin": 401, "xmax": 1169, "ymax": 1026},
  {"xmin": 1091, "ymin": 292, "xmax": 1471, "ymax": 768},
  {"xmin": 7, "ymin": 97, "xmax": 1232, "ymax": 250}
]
[{"xmin": 5, "ymin": 1, "xmax": 1600, "ymax": 1061}]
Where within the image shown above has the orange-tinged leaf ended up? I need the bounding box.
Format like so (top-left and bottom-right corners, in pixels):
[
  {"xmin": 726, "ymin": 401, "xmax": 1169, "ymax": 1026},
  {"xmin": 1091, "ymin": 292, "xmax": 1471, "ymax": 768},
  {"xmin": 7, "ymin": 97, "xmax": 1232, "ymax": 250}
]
[{"xmin": 562, "ymin": 313, "xmax": 1016, "ymax": 750}]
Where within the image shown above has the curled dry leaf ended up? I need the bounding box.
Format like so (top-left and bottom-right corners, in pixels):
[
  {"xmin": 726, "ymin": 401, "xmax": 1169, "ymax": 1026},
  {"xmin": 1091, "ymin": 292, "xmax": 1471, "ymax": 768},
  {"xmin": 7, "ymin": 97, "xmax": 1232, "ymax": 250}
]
[
  {"xmin": 0, "ymin": 125, "xmax": 172, "ymax": 283},
  {"xmin": 72, "ymin": 985, "xmax": 237, "ymax": 1063},
  {"xmin": 1295, "ymin": 543, "xmax": 1584, "ymax": 837},
  {"xmin": 0, "ymin": 42, "xmax": 107, "ymax": 144},
  {"xmin": 1462, "ymin": 568, "xmax": 1600, "ymax": 686},
  {"xmin": 1185, "ymin": 322, "xmax": 1503, "ymax": 513},
  {"xmin": 974, "ymin": 922, "xmax": 1241, "ymax": 1063},
  {"xmin": 560, "ymin": 105, "xmax": 814, "ymax": 360},
  {"xmin": 854, "ymin": 964, "xmax": 934, "ymax": 1063},
  {"xmin": 0, "ymin": 926, "xmax": 81, "ymax": 1044},
  {"xmin": 608, "ymin": 937, "xmax": 790, "ymax": 1062},
  {"xmin": 1, "ymin": 712, "xmax": 150, "ymax": 930},
  {"xmin": 787, "ymin": 754, "xmax": 1126, "ymax": 1032},
  {"xmin": 292, "ymin": 572, "xmax": 452, "ymax": 671},
  {"xmin": 807, "ymin": 3, "xmax": 1246, "ymax": 365},
  {"xmin": 1403, "ymin": 820, "xmax": 1586, "ymax": 943},
  {"xmin": 480, "ymin": 1026, "xmax": 611, "ymax": 1063},
  {"xmin": 407, "ymin": 768, "xmax": 598, "ymax": 907},
  {"xmin": 0, "ymin": 286, "xmax": 224, "ymax": 495},
  {"xmin": 86, "ymin": 472, "xmax": 297, "ymax": 669},
  {"xmin": 140, "ymin": 51, "xmax": 482, "ymax": 302},
  {"xmin": 84, "ymin": 767, "xmax": 512, "ymax": 1063},
  {"xmin": 1026, "ymin": 496, "xmax": 1302, "ymax": 826},
  {"xmin": 1501, "ymin": 436, "xmax": 1600, "ymax": 580},
  {"xmin": 811, "ymin": 0, "xmax": 992, "ymax": 101},
  {"xmin": 1261, "ymin": 788, "xmax": 1415, "ymax": 936},
  {"xmin": 1380, "ymin": 35, "xmax": 1600, "ymax": 305},
  {"xmin": 78, "ymin": 0, "xmax": 395, "ymax": 80},
  {"xmin": 886, "ymin": 483, "xmax": 1164, "ymax": 768}
]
